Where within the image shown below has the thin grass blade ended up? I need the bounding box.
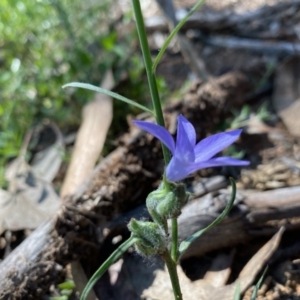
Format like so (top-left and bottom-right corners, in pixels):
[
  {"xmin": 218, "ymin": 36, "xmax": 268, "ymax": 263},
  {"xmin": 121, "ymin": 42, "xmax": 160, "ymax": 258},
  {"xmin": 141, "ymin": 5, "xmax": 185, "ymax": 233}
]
[
  {"xmin": 80, "ymin": 236, "xmax": 139, "ymax": 300},
  {"xmin": 63, "ymin": 82, "xmax": 154, "ymax": 115},
  {"xmin": 233, "ymin": 281, "xmax": 241, "ymax": 300},
  {"xmin": 178, "ymin": 178, "xmax": 236, "ymax": 258},
  {"xmin": 152, "ymin": 0, "xmax": 206, "ymax": 73},
  {"xmin": 250, "ymin": 266, "xmax": 268, "ymax": 300}
]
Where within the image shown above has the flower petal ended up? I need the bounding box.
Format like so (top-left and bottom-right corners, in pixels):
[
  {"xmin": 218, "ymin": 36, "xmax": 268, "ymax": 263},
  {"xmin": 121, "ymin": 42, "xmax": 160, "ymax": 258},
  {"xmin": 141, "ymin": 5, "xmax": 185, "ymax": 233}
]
[
  {"xmin": 194, "ymin": 130, "xmax": 242, "ymax": 162},
  {"xmin": 175, "ymin": 115, "xmax": 196, "ymax": 162},
  {"xmin": 188, "ymin": 156, "xmax": 250, "ymax": 174},
  {"xmin": 166, "ymin": 156, "xmax": 190, "ymax": 182},
  {"xmin": 178, "ymin": 115, "xmax": 196, "ymax": 146},
  {"xmin": 133, "ymin": 120, "xmax": 175, "ymax": 154}
]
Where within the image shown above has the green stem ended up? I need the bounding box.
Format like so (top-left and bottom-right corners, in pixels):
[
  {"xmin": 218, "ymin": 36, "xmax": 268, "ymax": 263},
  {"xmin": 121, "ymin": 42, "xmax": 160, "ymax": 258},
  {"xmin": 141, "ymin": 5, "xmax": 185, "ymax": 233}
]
[
  {"xmin": 162, "ymin": 250, "xmax": 183, "ymax": 300},
  {"xmin": 132, "ymin": 4, "xmax": 182, "ymax": 299},
  {"xmin": 131, "ymin": 0, "xmax": 171, "ymax": 167},
  {"xmin": 80, "ymin": 236, "xmax": 139, "ymax": 300},
  {"xmin": 171, "ymin": 218, "xmax": 178, "ymax": 262}
]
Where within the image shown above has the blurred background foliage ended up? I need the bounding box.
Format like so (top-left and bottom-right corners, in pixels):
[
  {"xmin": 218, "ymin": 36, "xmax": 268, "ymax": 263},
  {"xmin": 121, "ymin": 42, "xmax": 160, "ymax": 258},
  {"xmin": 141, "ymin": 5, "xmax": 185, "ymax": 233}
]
[{"xmin": 0, "ymin": 0, "xmax": 168, "ymax": 186}]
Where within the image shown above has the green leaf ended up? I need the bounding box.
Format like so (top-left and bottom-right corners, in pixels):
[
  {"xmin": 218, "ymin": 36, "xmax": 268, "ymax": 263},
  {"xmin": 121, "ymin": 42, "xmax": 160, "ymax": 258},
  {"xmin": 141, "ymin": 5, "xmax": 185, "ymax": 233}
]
[
  {"xmin": 101, "ymin": 32, "xmax": 117, "ymax": 51},
  {"xmin": 58, "ymin": 280, "xmax": 75, "ymax": 291},
  {"xmin": 178, "ymin": 178, "xmax": 236, "ymax": 258},
  {"xmin": 233, "ymin": 281, "xmax": 241, "ymax": 300},
  {"xmin": 62, "ymin": 82, "xmax": 154, "ymax": 115},
  {"xmin": 250, "ymin": 266, "xmax": 268, "ymax": 300},
  {"xmin": 80, "ymin": 235, "xmax": 139, "ymax": 300},
  {"xmin": 50, "ymin": 296, "xmax": 68, "ymax": 300},
  {"xmin": 152, "ymin": 0, "xmax": 206, "ymax": 73}
]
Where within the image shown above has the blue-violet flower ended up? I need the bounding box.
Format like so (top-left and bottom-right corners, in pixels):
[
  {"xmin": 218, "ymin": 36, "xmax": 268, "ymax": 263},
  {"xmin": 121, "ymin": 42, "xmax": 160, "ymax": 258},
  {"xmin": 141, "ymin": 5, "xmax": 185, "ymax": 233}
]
[{"xmin": 133, "ymin": 115, "xmax": 249, "ymax": 182}]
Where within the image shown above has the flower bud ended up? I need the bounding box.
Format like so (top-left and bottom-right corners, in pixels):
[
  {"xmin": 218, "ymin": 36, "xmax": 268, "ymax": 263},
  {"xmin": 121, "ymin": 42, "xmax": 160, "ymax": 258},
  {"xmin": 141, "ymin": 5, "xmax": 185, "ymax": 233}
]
[
  {"xmin": 146, "ymin": 183, "xmax": 169, "ymax": 231},
  {"xmin": 146, "ymin": 182, "xmax": 189, "ymax": 230},
  {"xmin": 128, "ymin": 218, "xmax": 167, "ymax": 256}
]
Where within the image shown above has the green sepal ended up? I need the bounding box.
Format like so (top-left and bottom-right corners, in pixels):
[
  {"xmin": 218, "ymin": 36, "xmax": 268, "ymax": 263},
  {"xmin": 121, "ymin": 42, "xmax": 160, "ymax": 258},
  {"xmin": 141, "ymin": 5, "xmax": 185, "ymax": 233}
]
[
  {"xmin": 128, "ymin": 218, "xmax": 167, "ymax": 256},
  {"xmin": 156, "ymin": 182, "xmax": 188, "ymax": 218},
  {"xmin": 146, "ymin": 182, "xmax": 189, "ymax": 232},
  {"xmin": 146, "ymin": 183, "xmax": 169, "ymax": 231}
]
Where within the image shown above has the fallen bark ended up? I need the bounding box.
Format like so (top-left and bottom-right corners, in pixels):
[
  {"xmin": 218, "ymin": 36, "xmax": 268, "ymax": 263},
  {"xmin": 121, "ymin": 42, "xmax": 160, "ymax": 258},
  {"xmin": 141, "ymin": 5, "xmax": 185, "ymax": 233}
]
[{"xmin": 0, "ymin": 72, "xmax": 254, "ymax": 299}]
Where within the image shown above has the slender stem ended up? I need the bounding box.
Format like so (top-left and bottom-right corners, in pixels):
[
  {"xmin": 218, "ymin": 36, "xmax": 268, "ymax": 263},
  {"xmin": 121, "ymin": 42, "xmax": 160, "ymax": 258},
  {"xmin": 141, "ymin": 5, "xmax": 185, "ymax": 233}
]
[
  {"xmin": 131, "ymin": 0, "xmax": 171, "ymax": 166},
  {"xmin": 162, "ymin": 250, "xmax": 183, "ymax": 300},
  {"xmin": 132, "ymin": 4, "xmax": 182, "ymax": 300},
  {"xmin": 171, "ymin": 218, "xmax": 178, "ymax": 262},
  {"xmin": 80, "ymin": 236, "xmax": 139, "ymax": 300}
]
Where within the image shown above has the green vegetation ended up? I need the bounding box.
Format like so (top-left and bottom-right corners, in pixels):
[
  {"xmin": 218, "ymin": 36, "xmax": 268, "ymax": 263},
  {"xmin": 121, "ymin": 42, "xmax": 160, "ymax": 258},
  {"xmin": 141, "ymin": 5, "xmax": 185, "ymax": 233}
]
[
  {"xmin": 50, "ymin": 280, "xmax": 75, "ymax": 300},
  {"xmin": 0, "ymin": 0, "xmax": 163, "ymax": 186}
]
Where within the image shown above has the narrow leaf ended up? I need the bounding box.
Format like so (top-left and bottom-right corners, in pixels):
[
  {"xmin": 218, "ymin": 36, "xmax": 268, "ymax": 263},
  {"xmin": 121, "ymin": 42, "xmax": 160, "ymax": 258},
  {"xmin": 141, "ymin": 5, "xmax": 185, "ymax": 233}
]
[
  {"xmin": 179, "ymin": 178, "xmax": 236, "ymax": 258},
  {"xmin": 80, "ymin": 235, "xmax": 139, "ymax": 300},
  {"xmin": 250, "ymin": 266, "xmax": 268, "ymax": 300},
  {"xmin": 63, "ymin": 82, "xmax": 154, "ymax": 115},
  {"xmin": 233, "ymin": 281, "xmax": 241, "ymax": 300},
  {"xmin": 152, "ymin": 0, "xmax": 206, "ymax": 73}
]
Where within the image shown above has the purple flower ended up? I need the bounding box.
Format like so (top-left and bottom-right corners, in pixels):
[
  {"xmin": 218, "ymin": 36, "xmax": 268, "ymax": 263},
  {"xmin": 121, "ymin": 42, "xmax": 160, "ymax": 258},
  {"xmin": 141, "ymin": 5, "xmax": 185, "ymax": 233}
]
[{"xmin": 133, "ymin": 115, "xmax": 249, "ymax": 182}]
